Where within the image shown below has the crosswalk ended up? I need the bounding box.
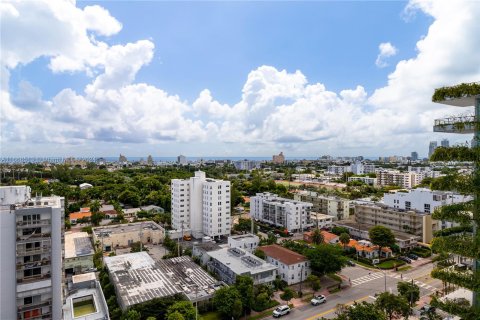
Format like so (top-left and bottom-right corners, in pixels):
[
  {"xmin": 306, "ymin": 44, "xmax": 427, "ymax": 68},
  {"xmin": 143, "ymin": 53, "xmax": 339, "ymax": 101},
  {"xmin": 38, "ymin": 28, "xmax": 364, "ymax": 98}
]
[
  {"xmin": 351, "ymin": 272, "xmax": 385, "ymax": 286},
  {"xmin": 390, "ymin": 274, "xmax": 437, "ymax": 291}
]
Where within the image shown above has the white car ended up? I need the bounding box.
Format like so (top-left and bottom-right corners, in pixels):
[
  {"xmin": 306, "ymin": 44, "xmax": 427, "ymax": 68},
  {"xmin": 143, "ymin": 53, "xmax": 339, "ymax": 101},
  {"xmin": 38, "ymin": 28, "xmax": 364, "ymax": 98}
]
[
  {"xmin": 272, "ymin": 305, "xmax": 290, "ymax": 317},
  {"xmin": 311, "ymin": 295, "xmax": 327, "ymax": 306}
]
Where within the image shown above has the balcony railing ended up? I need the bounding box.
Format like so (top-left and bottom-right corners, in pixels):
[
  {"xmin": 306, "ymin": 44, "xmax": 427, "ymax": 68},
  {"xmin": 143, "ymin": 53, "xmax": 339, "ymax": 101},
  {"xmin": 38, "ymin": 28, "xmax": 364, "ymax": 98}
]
[
  {"xmin": 16, "ymin": 246, "xmax": 51, "ymax": 257},
  {"xmin": 17, "ymin": 300, "xmax": 51, "ymax": 313},
  {"xmin": 433, "ymin": 115, "xmax": 476, "ymax": 134},
  {"xmin": 16, "ymin": 234, "xmax": 51, "ymax": 243},
  {"xmin": 16, "ymin": 272, "xmax": 51, "ymax": 284},
  {"xmin": 16, "ymin": 219, "xmax": 51, "ymax": 227},
  {"xmin": 16, "ymin": 259, "xmax": 50, "ymax": 270}
]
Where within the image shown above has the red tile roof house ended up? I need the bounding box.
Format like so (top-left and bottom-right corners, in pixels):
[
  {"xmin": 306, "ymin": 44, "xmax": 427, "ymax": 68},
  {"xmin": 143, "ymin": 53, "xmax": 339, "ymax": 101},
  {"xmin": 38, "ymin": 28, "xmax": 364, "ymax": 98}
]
[
  {"xmin": 259, "ymin": 244, "xmax": 311, "ymax": 285},
  {"xmin": 303, "ymin": 230, "xmax": 339, "ymax": 244},
  {"xmin": 347, "ymin": 239, "xmax": 392, "ymax": 259}
]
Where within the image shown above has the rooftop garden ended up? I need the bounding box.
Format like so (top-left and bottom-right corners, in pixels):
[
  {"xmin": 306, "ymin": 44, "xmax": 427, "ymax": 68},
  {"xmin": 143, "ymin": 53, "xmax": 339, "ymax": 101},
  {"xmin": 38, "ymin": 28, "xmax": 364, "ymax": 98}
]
[{"xmin": 432, "ymin": 82, "xmax": 480, "ymax": 102}]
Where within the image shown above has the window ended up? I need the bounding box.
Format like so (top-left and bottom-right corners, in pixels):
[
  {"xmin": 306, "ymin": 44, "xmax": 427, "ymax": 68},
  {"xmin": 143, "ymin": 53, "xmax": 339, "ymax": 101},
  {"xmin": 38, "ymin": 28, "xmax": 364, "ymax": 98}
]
[
  {"xmin": 405, "ymin": 201, "xmax": 411, "ymax": 210},
  {"xmin": 424, "ymin": 204, "xmax": 431, "ymax": 213}
]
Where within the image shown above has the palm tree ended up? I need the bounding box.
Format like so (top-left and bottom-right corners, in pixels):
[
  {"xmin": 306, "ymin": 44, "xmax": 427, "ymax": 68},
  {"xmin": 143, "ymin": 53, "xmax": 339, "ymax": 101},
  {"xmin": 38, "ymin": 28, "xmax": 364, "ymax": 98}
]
[
  {"xmin": 312, "ymin": 228, "xmax": 324, "ymax": 245},
  {"xmin": 339, "ymin": 233, "xmax": 350, "ymax": 250}
]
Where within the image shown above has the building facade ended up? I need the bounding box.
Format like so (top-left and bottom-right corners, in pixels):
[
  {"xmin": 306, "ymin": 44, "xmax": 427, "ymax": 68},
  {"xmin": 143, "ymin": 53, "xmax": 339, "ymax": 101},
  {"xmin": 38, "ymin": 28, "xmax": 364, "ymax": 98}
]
[
  {"xmin": 64, "ymin": 232, "xmax": 94, "ymax": 275},
  {"xmin": 0, "ymin": 186, "xmax": 64, "ymax": 320},
  {"xmin": 259, "ymin": 245, "xmax": 311, "ymax": 285},
  {"xmin": 171, "ymin": 171, "xmax": 231, "ymax": 238},
  {"xmin": 309, "ymin": 212, "xmax": 334, "ymax": 229},
  {"xmin": 294, "ymin": 191, "xmax": 350, "ymax": 221},
  {"xmin": 272, "ymin": 152, "xmax": 285, "ymax": 164},
  {"xmin": 250, "ymin": 193, "xmax": 313, "ymax": 232},
  {"xmin": 347, "ymin": 176, "xmax": 377, "ymax": 186},
  {"xmin": 228, "ymin": 234, "xmax": 259, "ymax": 253},
  {"xmin": 233, "ymin": 160, "xmax": 261, "ymax": 171},
  {"xmin": 428, "ymin": 141, "xmax": 438, "ymax": 158},
  {"xmin": 376, "ymin": 170, "xmax": 423, "ymax": 188},
  {"xmin": 326, "ymin": 165, "xmax": 351, "ymax": 175}
]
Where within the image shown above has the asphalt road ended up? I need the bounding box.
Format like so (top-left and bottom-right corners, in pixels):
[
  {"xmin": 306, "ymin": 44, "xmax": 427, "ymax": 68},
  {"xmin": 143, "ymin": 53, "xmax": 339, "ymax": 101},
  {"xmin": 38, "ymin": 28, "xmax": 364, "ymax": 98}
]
[{"xmin": 264, "ymin": 259, "xmax": 442, "ymax": 320}]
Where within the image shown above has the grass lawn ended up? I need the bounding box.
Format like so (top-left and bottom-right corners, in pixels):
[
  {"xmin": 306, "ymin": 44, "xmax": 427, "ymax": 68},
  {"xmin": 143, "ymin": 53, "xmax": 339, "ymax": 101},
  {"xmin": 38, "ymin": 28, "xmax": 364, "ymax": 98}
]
[
  {"xmin": 397, "ymin": 266, "xmax": 412, "ymax": 272},
  {"xmin": 376, "ymin": 259, "xmax": 405, "ymax": 269},
  {"xmin": 201, "ymin": 311, "xmax": 222, "ymax": 320},
  {"xmin": 328, "ymin": 273, "xmax": 342, "ymax": 282}
]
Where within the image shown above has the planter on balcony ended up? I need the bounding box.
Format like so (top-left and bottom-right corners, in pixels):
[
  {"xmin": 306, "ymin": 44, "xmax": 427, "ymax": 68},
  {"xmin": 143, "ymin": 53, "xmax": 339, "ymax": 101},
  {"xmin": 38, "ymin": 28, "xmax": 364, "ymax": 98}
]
[{"xmin": 432, "ymin": 82, "xmax": 480, "ymax": 102}]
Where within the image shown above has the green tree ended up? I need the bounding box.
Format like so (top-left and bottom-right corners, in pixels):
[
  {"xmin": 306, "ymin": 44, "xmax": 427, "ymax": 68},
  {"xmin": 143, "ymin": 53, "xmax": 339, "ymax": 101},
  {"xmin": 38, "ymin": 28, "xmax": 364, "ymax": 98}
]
[
  {"xmin": 90, "ymin": 200, "xmax": 101, "ymax": 214},
  {"xmin": 235, "ymin": 275, "xmax": 254, "ymax": 313},
  {"xmin": 368, "ymin": 225, "xmax": 395, "ymax": 256},
  {"xmin": 167, "ymin": 311, "xmax": 185, "ymax": 320},
  {"xmin": 305, "ymin": 244, "xmax": 347, "ymax": 276},
  {"xmin": 213, "ymin": 286, "xmax": 241, "ymax": 319},
  {"xmin": 254, "ymin": 248, "xmax": 266, "ymax": 260},
  {"xmin": 397, "ymin": 281, "xmax": 420, "ymax": 308},
  {"xmin": 146, "ymin": 317, "xmax": 157, "ymax": 320},
  {"xmin": 375, "ymin": 292, "xmax": 410, "ymax": 320},
  {"xmin": 306, "ymin": 274, "xmax": 321, "ymax": 292},
  {"xmin": 166, "ymin": 301, "xmax": 195, "ymax": 320},
  {"xmin": 120, "ymin": 310, "xmax": 141, "ymax": 320},
  {"xmin": 331, "ymin": 226, "xmax": 349, "ymax": 236},
  {"xmin": 273, "ymin": 276, "xmax": 288, "ymax": 291},
  {"xmin": 334, "ymin": 301, "xmax": 386, "ymax": 320},
  {"xmin": 254, "ymin": 292, "xmax": 270, "ymax": 311},
  {"xmin": 280, "ymin": 288, "xmax": 296, "ymax": 304},
  {"xmin": 232, "ymin": 299, "xmax": 243, "ymax": 320},
  {"xmin": 312, "ymin": 228, "xmax": 324, "ymax": 245},
  {"xmin": 339, "ymin": 233, "xmax": 350, "ymax": 249}
]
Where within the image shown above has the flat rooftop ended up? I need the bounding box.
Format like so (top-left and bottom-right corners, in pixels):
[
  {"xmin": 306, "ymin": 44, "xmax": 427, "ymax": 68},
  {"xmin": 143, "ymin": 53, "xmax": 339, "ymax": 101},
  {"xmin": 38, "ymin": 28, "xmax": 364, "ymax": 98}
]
[
  {"xmin": 334, "ymin": 220, "xmax": 419, "ymax": 241},
  {"xmin": 72, "ymin": 272, "xmax": 96, "ymax": 285},
  {"xmin": 104, "ymin": 252, "xmax": 219, "ymax": 309},
  {"xmin": 194, "ymin": 242, "xmax": 222, "ymax": 252},
  {"xmin": 229, "ymin": 234, "xmax": 258, "ymax": 240},
  {"xmin": 93, "ymin": 221, "xmax": 162, "ymax": 237},
  {"xmin": 65, "ymin": 232, "xmax": 94, "ymax": 259},
  {"xmin": 63, "ymin": 281, "xmax": 109, "ymax": 320},
  {"xmin": 207, "ymin": 247, "xmax": 277, "ymax": 275}
]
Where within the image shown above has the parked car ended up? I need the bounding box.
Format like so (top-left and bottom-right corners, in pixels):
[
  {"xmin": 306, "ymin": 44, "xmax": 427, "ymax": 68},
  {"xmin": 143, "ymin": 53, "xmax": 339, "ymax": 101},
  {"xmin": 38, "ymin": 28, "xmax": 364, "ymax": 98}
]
[
  {"xmin": 420, "ymin": 305, "xmax": 436, "ymax": 314},
  {"xmin": 407, "ymin": 253, "xmax": 418, "ymax": 260},
  {"xmin": 272, "ymin": 305, "xmax": 291, "ymax": 317},
  {"xmin": 311, "ymin": 295, "xmax": 327, "ymax": 306},
  {"xmin": 399, "ymin": 256, "xmax": 412, "ymax": 263},
  {"xmin": 347, "ymin": 260, "xmax": 355, "ymax": 267}
]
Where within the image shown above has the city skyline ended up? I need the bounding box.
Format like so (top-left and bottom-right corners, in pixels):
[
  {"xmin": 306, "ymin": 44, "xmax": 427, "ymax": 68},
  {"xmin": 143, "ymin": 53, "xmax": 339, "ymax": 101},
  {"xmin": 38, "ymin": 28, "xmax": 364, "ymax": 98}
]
[{"xmin": 2, "ymin": 1, "xmax": 480, "ymax": 157}]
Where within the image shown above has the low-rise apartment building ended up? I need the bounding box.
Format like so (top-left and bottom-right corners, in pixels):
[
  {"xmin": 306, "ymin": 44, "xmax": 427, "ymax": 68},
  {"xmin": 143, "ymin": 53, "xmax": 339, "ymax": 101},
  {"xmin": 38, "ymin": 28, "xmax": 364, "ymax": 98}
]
[
  {"xmin": 303, "ymin": 230, "xmax": 339, "ymax": 244},
  {"xmin": 92, "ymin": 221, "xmax": 164, "ymax": 252},
  {"xmin": 228, "ymin": 234, "xmax": 259, "ymax": 253},
  {"xmin": 250, "ymin": 193, "xmax": 313, "ymax": 232},
  {"xmin": 309, "ymin": 212, "xmax": 334, "ymax": 229},
  {"xmin": 326, "ymin": 165, "xmax": 351, "ymax": 175},
  {"xmin": 347, "ymin": 176, "xmax": 377, "ymax": 186},
  {"xmin": 64, "ymin": 232, "xmax": 94, "ymax": 275},
  {"xmin": 377, "ymin": 170, "xmax": 423, "ymax": 188},
  {"xmin": 259, "ymin": 245, "xmax": 311, "ymax": 285},
  {"xmin": 294, "ymin": 191, "xmax": 349, "ymax": 221},
  {"xmin": 207, "ymin": 247, "xmax": 277, "ymax": 285}
]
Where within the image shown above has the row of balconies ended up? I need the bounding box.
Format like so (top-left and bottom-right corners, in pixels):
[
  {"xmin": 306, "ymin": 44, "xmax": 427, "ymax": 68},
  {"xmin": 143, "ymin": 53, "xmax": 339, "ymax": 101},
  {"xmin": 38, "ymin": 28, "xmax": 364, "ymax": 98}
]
[
  {"xmin": 17, "ymin": 245, "xmax": 51, "ymax": 257},
  {"xmin": 16, "ymin": 270, "xmax": 51, "ymax": 284},
  {"xmin": 16, "ymin": 219, "xmax": 51, "ymax": 228},
  {"xmin": 17, "ymin": 300, "xmax": 51, "ymax": 313},
  {"xmin": 16, "ymin": 259, "xmax": 50, "ymax": 270},
  {"xmin": 16, "ymin": 233, "xmax": 51, "ymax": 243}
]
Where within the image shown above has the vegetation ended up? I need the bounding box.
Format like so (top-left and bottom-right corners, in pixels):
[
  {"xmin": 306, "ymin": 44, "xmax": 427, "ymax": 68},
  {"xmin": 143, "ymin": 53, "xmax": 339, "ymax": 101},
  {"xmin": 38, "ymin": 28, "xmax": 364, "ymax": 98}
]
[
  {"xmin": 306, "ymin": 274, "xmax": 321, "ymax": 292},
  {"xmin": 432, "ymin": 82, "xmax": 480, "ymax": 102},
  {"xmin": 331, "ymin": 301, "xmax": 386, "ymax": 320},
  {"xmin": 280, "ymin": 288, "xmax": 296, "ymax": 304},
  {"xmin": 311, "ymin": 228, "xmax": 324, "ymax": 245},
  {"xmin": 368, "ymin": 225, "xmax": 395, "ymax": 255},
  {"xmin": 374, "ymin": 292, "xmax": 410, "ymax": 320},
  {"xmin": 397, "ymin": 281, "xmax": 420, "ymax": 308}
]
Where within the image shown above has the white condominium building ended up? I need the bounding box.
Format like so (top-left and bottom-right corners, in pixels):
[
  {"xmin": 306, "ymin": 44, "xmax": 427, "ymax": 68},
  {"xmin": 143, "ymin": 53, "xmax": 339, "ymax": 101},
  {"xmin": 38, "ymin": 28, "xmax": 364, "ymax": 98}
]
[
  {"xmin": 326, "ymin": 165, "xmax": 351, "ymax": 175},
  {"xmin": 0, "ymin": 186, "xmax": 65, "ymax": 320},
  {"xmin": 294, "ymin": 190, "xmax": 350, "ymax": 221},
  {"xmin": 350, "ymin": 162, "xmax": 376, "ymax": 175},
  {"xmin": 250, "ymin": 193, "xmax": 312, "ymax": 232},
  {"xmin": 171, "ymin": 171, "xmax": 231, "ymax": 238}
]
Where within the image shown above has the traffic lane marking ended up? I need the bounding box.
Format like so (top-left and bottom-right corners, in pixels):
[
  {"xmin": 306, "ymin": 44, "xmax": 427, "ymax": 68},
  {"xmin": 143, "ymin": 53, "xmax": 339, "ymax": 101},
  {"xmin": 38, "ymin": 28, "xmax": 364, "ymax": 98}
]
[{"xmin": 304, "ymin": 295, "xmax": 370, "ymax": 320}]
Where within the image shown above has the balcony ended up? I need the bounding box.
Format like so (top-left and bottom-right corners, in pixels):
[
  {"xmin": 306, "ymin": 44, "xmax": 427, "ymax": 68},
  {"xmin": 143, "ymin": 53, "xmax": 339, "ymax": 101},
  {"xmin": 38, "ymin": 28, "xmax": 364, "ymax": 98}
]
[
  {"xmin": 16, "ymin": 219, "xmax": 51, "ymax": 228},
  {"xmin": 16, "ymin": 272, "xmax": 51, "ymax": 284},
  {"xmin": 17, "ymin": 301, "xmax": 51, "ymax": 313},
  {"xmin": 16, "ymin": 233, "xmax": 51, "ymax": 243},
  {"xmin": 16, "ymin": 246, "xmax": 51, "ymax": 257},
  {"xmin": 433, "ymin": 115, "xmax": 476, "ymax": 134},
  {"xmin": 16, "ymin": 259, "xmax": 50, "ymax": 270}
]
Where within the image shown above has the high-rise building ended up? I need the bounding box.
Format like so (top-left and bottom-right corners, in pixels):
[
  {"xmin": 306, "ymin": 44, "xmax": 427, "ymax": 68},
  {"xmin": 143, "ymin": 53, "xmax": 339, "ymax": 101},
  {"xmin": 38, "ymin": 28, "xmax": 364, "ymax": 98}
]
[
  {"xmin": 272, "ymin": 152, "xmax": 285, "ymax": 164},
  {"xmin": 428, "ymin": 141, "xmax": 438, "ymax": 158},
  {"xmin": 0, "ymin": 186, "xmax": 65, "ymax": 320},
  {"xmin": 411, "ymin": 152, "xmax": 418, "ymax": 161},
  {"xmin": 441, "ymin": 138, "xmax": 449, "ymax": 147},
  {"xmin": 171, "ymin": 171, "xmax": 231, "ymax": 238},
  {"xmin": 177, "ymin": 155, "xmax": 187, "ymax": 165}
]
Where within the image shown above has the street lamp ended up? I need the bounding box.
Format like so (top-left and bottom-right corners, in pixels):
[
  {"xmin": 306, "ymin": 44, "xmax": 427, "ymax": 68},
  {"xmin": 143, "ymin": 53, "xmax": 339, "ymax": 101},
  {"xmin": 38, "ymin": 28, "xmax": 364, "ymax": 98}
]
[{"xmin": 374, "ymin": 264, "xmax": 387, "ymax": 292}]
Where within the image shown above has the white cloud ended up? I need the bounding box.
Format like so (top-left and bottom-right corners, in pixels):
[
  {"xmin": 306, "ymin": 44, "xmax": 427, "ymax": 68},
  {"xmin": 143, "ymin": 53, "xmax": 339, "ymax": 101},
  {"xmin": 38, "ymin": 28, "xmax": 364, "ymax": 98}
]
[
  {"xmin": 375, "ymin": 42, "xmax": 398, "ymax": 68},
  {"xmin": 2, "ymin": 0, "xmax": 480, "ymax": 157}
]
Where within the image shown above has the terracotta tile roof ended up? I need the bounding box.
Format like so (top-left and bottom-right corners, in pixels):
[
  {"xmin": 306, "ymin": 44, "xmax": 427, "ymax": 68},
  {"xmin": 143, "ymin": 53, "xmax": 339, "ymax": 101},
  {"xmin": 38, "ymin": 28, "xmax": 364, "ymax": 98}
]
[
  {"xmin": 70, "ymin": 211, "xmax": 92, "ymax": 220},
  {"xmin": 346, "ymin": 239, "xmax": 392, "ymax": 253},
  {"xmin": 321, "ymin": 231, "xmax": 339, "ymax": 243},
  {"xmin": 259, "ymin": 244, "xmax": 307, "ymax": 265}
]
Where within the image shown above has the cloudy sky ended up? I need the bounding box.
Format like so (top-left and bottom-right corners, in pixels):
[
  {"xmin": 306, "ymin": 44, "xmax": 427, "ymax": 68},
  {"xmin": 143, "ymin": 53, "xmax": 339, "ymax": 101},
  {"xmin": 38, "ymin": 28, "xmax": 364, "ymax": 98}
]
[{"xmin": 1, "ymin": 0, "xmax": 480, "ymax": 158}]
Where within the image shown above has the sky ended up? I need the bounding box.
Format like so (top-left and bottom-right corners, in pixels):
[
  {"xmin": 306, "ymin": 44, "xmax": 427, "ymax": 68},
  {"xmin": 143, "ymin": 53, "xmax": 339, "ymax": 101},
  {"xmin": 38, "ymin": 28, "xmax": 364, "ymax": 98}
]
[{"xmin": 1, "ymin": 0, "xmax": 480, "ymax": 158}]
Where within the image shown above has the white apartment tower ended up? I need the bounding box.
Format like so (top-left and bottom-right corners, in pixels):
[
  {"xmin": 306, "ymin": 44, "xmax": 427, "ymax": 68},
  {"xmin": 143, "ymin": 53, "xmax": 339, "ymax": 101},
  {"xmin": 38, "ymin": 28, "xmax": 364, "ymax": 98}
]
[
  {"xmin": 0, "ymin": 186, "xmax": 65, "ymax": 320},
  {"xmin": 171, "ymin": 171, "xmax": 231, "ymax": 238}
]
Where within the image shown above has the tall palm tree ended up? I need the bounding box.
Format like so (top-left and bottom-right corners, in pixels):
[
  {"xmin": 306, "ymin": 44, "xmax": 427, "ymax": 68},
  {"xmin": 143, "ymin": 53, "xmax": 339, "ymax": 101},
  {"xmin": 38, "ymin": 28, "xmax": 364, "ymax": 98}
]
[
  {"xmin": 339, "ymin": 233, "xmax": 350, "ymax": 250},
  {"xmin": 312, "ymin": 228, "xmax": 324, "ymax": 245}
]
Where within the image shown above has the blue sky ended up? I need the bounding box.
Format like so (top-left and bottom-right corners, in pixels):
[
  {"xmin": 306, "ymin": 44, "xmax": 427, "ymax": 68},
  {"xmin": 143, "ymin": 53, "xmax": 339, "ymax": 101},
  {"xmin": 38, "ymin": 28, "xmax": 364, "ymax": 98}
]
[{"xmin": 2, "ymin": 0, "xmax": 479, "ymax": 158}]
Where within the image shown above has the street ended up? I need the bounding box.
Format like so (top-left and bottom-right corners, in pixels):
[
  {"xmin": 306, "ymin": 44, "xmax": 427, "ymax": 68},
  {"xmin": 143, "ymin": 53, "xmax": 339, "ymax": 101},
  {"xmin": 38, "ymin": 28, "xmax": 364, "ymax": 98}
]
[{"xmin": 264, "ymin": 259, "xmax": 442, "ymax": 320}]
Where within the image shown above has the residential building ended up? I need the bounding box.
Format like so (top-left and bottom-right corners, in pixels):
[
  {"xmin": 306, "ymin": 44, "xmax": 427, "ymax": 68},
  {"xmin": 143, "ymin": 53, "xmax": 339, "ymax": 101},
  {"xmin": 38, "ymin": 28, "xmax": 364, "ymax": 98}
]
[
  {"xmin": 192, "ymin": 242, "xmax": 222, "ymax": 265},
  {"xmin": 272, "ymin": 152, "xmax": 285, "ymax": 164},
  {"xmin": 228, "ymin": 234, "xmax": 259, "ymax": 253},
  {"xmin": 333, "ymin": 220, "xmax": 419, "ymax": 250},
  {"xmin": 0, "ymin": 186, "xmax": 65, "ymax": 320},
  {"xmin": 303, "ymin": 230, "xmax": 339, "ymax": 244},
  {"xmin": 411, "ymin": 152, "xmax": 419, "ymax": 161},
  {"xmin": 408, "ymin": 166, "xmax": 432, "ymax": 173},
  {"xmin": 177, "ymin": 155, "xmax": 187, "ymax": 165},
  {"xmin": 294, "ymin": 190, "xmax": 349, "ymax": 221},
  {"xmin": 233, "ymin": 160, "xmax": 261, "ymax": 171},
  {"xmin": 354, "ymin": 202, "xmax": 437, "ymax": 243},
  {"xmin": 92, "ymin": 221, "xmax": 164, "ymax": 252},
  {"xmin": 349, "ymin": 162, "xmax": 375, "ymax": 175},
  {"xmin": 259, "ymin": 245, "xmax": 311, "ymax": 285},
  {"xmin": 70, "ymin": 207, "xmax": 91, "ymax": 224},
  {"xmin": 429, "ymin": 141, "xmax": 438, "ymax": 158},
  {"xmin": 250, "ymin": 192, "xmax": 313, "ymax": 232},
  {"xmin": 100, "ymin": 204, "xmax": 117, "ymax": 219},
  {"xmin": 326, "ymin": 165, "xmax": 351, "ymax": 175},
  {"xmin": 207, "ymin": 247, "xmax": 277, "ymax": 285},
  {"xmin": 104, "ymin": 252, "xmax": 220, "ymax": 310},
  {"xmin": 171, "ymin": 171, "xmax": 231, "ymax": 239},
  {"xmin": 346, "ymin": 239, "xmax": 392, "ymax": 259},
  {"xmin": 63, "ymin": 273, "xmax": 109, "ymax": 320},
  {"xmin": 64, "ymin": 232, "xmax": 94, "ymax": 275},
  {"xmin": 347, "ymin": 176, "xmax": 377, "ymax": 186},
  {"xmin": 377, "ymin": 170, "xmax": 423, "ymax": 188},
  {"xmin": 309, "ymin": 212, "xmax": 334, "ymax": 229}
]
